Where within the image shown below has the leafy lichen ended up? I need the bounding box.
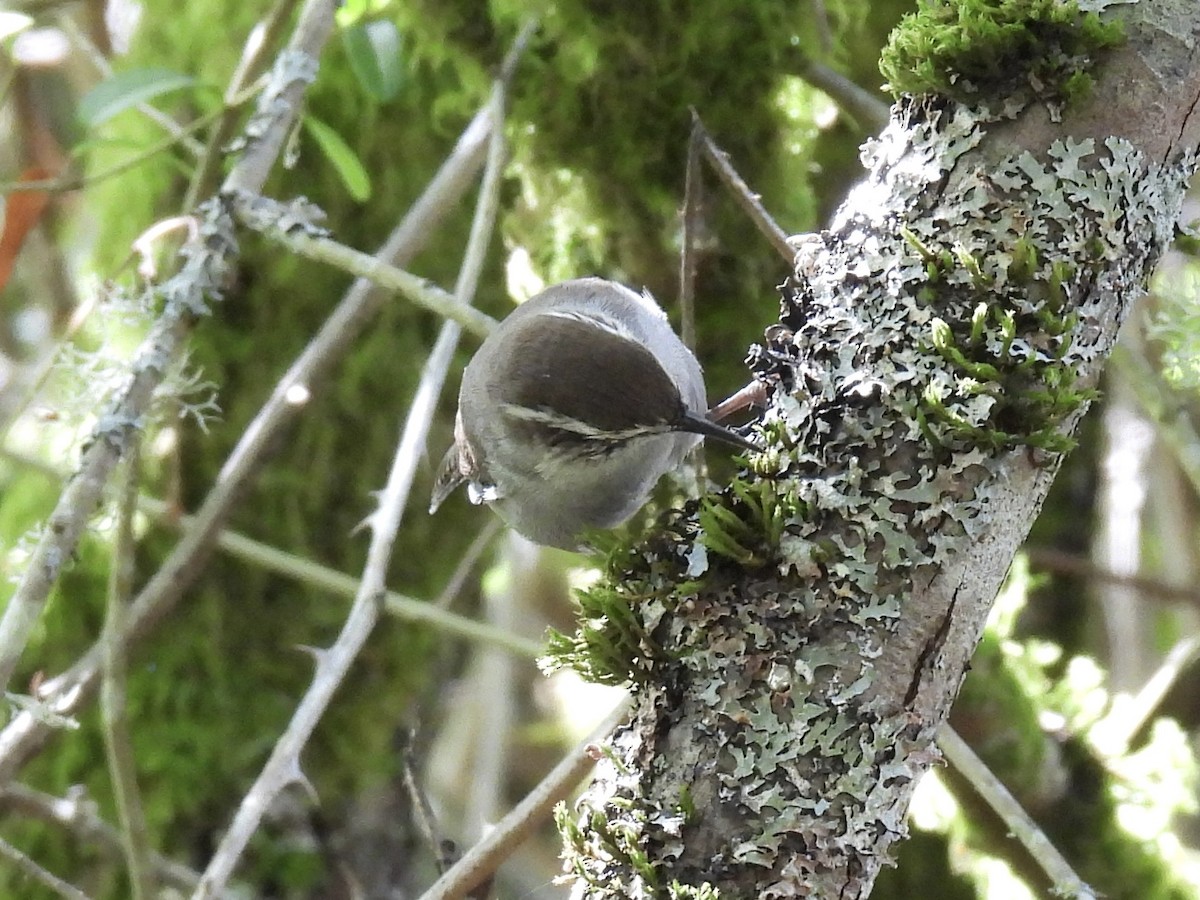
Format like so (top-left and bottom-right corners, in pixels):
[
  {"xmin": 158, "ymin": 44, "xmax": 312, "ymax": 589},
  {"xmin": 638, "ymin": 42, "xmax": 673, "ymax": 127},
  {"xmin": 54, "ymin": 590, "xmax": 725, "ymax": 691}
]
[{"xmin": 558, "ymin": 92, "xmax": 1195, "ymax": 895}]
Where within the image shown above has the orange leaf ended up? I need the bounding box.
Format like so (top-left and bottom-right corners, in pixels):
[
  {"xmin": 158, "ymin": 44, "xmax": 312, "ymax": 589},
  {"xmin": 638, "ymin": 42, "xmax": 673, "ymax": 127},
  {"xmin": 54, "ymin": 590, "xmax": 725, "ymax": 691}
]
[{"xmin": 0, "ymin": 166, "xmax": 54, "ymax": 292}]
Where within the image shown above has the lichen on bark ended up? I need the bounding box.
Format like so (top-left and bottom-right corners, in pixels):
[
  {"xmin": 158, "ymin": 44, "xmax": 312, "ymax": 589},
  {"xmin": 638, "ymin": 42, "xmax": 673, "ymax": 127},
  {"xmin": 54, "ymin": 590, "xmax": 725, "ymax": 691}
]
[{"xmin": 555, "ymin": 78, "xmax": 1196, "ymax": 900}]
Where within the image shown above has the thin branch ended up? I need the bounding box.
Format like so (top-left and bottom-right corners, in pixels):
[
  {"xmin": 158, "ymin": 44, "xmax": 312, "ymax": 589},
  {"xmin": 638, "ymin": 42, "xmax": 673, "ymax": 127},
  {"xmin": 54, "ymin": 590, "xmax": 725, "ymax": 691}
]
[
  {"xmin": 796, "ymin": 57, "xmax": 890, "ymax": 134},
  {"xmin": 937, "ymin": 725, "xmax": 1096, "ymax": 900},
  {"xmin": 434, "ymin": 518, "xmax": 504, "ymax": 610},
  {"xmin": 2, "ymin": 446, "xmax": 535, "ymax": 657},
  {"xmin": 464, "ymin": 533, "xmax": 527, "ymax": 840},
  {"xmin": 0, "ymin": 81, "xmax": 505, "ymax": 785},
  {"xmin": 400, "ymin": 728, "xmax": 456, "ymax": 875},
  {"xmin": 0, "ymin": 834, "xmax": 90, "ymax": 900},
  {"xmin": 691, "ymin": 113, "xmax": 795, "ymax": 265},
  {"xmin": 1108, "ymin": 635, "xmax": 1200, "ymax": 752},
  {"xmin": 0, "ymin": 0, "xmax": 338, "ymax": 697},
  {"xmin": 99, "ymin": 439, "xmax": 155, "ymax": 900},
  {"xmin": 679, "ymin": 120, "xmax": 704, "ymax": 352},
  {"xmin": 0, "ymin": 783, "xmax": 200, "ymax": 892},
  {"xmin": 57, "ymin": 13, "xmax": 205, "ymax": 157},
  {"xmin": 418, "ymin": 698, "xmax": 632, "ymax": 900},
  {"xmin": 1025, "ymin": 547, "xmax": 1200, "ymax": 610},
  {"xmin": 0, "ymin": 291, "xmax": 98, "ymax": 438},
  {"xmin": 220, "ymin": 1, "xmax": 335, "ymax": 197},
  {"xmin": 193, "ymin": 75, "xmax": 510, "ymax": 899},
  {"xmin": 1111, "ymin": 345, "xmax": 1200, "ymax": 498},
  {"xmin": 808, "ymin": 0, "xmax": 834, "ymax": 57},
  {"xmin": 0, "ymin": 100, "xmax": 246, "ymax": 195},
  {"xmin": 233, "ymin": 206, "xmax": 496, "ymax": 338}
]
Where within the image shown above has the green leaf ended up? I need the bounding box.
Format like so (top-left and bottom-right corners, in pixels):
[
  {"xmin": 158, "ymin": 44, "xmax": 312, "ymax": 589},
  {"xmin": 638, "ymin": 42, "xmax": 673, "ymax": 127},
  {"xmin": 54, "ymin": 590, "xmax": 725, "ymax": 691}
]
[
  {"xmin": 342, "ymin": 19, "xmax": 404, "ymax": 102},
  {"xmin": 78, "ymin": 67, "xmax": 198, "ymax": 127},
  {"xmin": 303, "ymin": 116, "xmax": 371, "ymax": 202}
]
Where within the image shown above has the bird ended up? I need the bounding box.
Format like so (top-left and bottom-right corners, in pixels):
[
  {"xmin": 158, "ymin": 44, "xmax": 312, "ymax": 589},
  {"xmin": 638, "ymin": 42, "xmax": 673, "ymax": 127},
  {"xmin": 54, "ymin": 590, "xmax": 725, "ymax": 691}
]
[{"xmin": 430, "ymin": 277, "xmax": 759, "ymax": 549}]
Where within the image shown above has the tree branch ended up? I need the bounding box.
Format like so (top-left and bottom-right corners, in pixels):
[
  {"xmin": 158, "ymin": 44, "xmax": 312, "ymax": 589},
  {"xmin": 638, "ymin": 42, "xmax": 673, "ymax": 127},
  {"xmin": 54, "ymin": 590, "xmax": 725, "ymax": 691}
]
[
  {"xmin": 0, "ymin": 0, "xmax": 338, "ymax": 696},
  {"xmin": 558, "ymin": 2, "xmax": 1200, "ymax": 895},
  {"xmin": 192, "ymin": 74, "xmax": 510, "ymax": 899}
]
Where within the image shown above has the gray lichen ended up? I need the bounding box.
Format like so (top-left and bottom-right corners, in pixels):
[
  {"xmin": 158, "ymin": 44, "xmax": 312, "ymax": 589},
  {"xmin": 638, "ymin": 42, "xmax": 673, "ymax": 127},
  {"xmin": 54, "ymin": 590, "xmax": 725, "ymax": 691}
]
[{"xmin": 555, "ymin": 91, "xmax": 1195, "ymax": 897}]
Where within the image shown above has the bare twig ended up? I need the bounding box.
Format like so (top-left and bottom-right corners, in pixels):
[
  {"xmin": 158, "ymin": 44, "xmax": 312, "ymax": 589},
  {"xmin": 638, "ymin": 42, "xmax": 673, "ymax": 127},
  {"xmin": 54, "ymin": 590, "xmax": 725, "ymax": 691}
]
[
  {"xmin": 463, "ymin": 533, "xmax": 529, "ymax": 841},
  {"xmin": 0, "ymin": 0, "xmax": 338, "ymax": 696},
  {"xmin": 1107, "ymin": 635, "xmax": 1200, "ymax": 751},
  {"xmin": 1112, "ymin": 345, "xmax": 1200, "ymax": 498},
  {"xmin": 679, "ymin": 121, "xmax": 704, "ymax": 352},
  {"xmin": 100, "ymin": 439, "xmax": 155, "ymax": 900},
  {"xmin": 57, "ymin": 13, "xmax": 205, "ymax": 157},
  {"xmin": 419, "ymin": 698, "xmax": 632, "ymax": 900},
  {"xmin": 690, "ymin": 113, "xmax": 794, "ymax": 265},
  {"xmin": 0, "ymin": 834, "xmax": 90, "ymax": 900},
  {"xmin": 0, "ymin": 101, "xmax": 248, "ymax": 195},
  {"xmin": 1025, "ymin": 547, "xmax": 1200, "ymax": 610},
  {"xmin": 434, "ymin": 518, "xmax": 504, "ymax": 610},
  {"xmin": 0, "ymin": 448, "xmax": 542, "ymax": 660},
  {"xmin": 0, "ymin": 783, "xmax": 200, "ymax": 891},
  {"xmin": 0, "ymin": 11, "xmax": 500, "ymax": 786},
  {"xmin": 937, "ymin": 725, "xmax": 1096, "ymax": 900},
  {"xmin": 797, "ymin": 58, "xmax": 890, "ymax": 134},
  {"xmin": 400, "ymin": 729, "xmax": 456, "ymax": 875},
  {"xmin": 193, "ymin": 73, "xmax": 510, "ymax": 899},
  {"xmin": 236, "ymin": 213, "xmax": 497, "ymax": 338},
  {"xmin": 0, "ymin": 292, "xmax": 98, "ymax": 438},
  {"xmin": 808, "ymin": 0, "xmax": 834, "ymax": 56}
]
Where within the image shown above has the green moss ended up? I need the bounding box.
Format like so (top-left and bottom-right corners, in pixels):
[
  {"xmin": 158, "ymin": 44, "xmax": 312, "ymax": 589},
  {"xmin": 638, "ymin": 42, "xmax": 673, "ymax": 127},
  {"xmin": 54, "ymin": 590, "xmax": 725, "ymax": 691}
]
[
  {"xmin": 544, "ymin": 473, "xmax": 790, "ymax": 687},
  {"xmin": 556, "ymin": 798, "xmax": 661, "ymax": 893},
  {"xmin": 698, "ymin": 478, "xmax": 785, "ymax": 568},
  {"xmin": 541, "ymin": 524, "xmax": 698, "ymax": 686},
  {"xmin": 914, "ymin": 252, "xmax": 1098, "ymax": 455},
  {"xmin": 879, "ymin": 0, "xmax": 1124, "ymax": 105}
]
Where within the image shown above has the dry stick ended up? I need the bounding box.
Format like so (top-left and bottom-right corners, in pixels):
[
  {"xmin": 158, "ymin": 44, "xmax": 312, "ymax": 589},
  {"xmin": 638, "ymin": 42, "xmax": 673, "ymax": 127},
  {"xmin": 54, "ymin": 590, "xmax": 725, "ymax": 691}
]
[
  {"xmin": 2, "ymin": 445, "xmax": 538, "ymax": 660},
  {"xmin": 100, "ymin": 439, "xmax": 155, "ymax": 900},
  {"xmin": 253, "ymin": 224, "xmax": 496, "ymax": 338},
  {"xmin": 192, "ymin": 78, "xmax": 510, "ymax": 900},
  {"xmin": 0, "ymin": 0, "xmax": 338, "ymax": 697},
  {"xmin": 937, "ymin": 726, "xmax": 1096, "ymax": 900},
  {"xmin": 0, "ymin": 835, "xmax": 90, "ymax": 900},
  {"xmin": 419, "ymin": 698, "xmax": 633, "ymax": 900},
  {"xmin": 691, "ymin": 114, "xmax": 795, "ymax": 266},
  {"xmin": 0, "ymin": 782, "xmax": 200, "ymax": 892},
  {"xmin": 0, "ymin": 59, "xmax": 498, "ymax": 786},
  {"xmin": 678, "ymin": 121, "xmax": 704, "ymax": 353}
]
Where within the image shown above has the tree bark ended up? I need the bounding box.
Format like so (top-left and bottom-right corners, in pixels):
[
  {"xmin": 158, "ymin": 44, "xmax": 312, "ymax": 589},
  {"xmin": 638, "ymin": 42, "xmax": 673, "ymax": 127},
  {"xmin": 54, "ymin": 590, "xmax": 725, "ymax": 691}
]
[{"xmin": 560, "ymin": 2, "xmax": 1200, "ymax": 896}]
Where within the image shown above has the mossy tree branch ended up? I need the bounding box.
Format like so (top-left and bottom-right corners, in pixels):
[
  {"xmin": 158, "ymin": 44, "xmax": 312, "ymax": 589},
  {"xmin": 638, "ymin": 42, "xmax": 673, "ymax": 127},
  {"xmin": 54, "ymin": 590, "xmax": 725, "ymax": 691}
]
[{"xmin": 557, "ymin": 1, "xmax": 1200, "ymax": 896}]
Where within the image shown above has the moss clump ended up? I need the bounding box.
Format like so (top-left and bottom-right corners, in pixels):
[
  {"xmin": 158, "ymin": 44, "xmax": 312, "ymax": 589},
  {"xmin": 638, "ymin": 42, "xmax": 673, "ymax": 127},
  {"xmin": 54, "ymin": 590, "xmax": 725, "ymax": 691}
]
[
  {"xmin": 879, "ymin": 0, "xmax": 1123, "ymax": 105},
  {"xmin": 917, "ymin": 302, "xmax": 1097, "ymax": 454},
  {"xmin": 541, "ymin": 525, "xmax": 701, "ymax": 686}
]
